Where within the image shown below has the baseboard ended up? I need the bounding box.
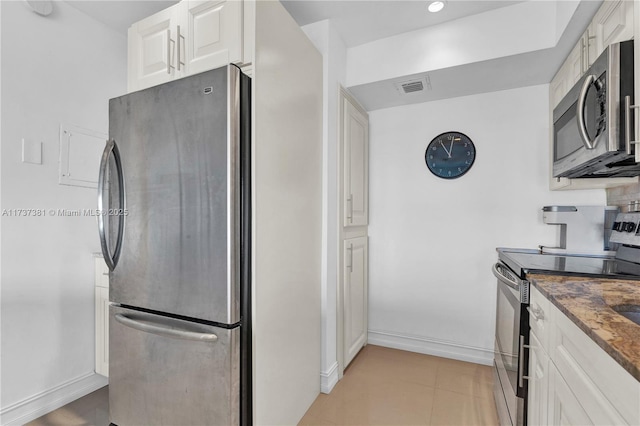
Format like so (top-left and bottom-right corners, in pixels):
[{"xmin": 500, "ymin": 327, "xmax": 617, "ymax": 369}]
[
  {"xmin": 320, "ymin": 362, "xmax": 339, "ymax": 394},
  {"xmin": 0, "ymin": 372, "xmax": 108, "ymax": 426},
  {"xmin": 368, "ymin": 329, "xmax": 494, "ymax": 366}
]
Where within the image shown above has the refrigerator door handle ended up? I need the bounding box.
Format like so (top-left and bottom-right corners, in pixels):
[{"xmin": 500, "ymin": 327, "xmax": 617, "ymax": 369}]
[
  {"xmin": 114, "ymin": 313, "xmax": 219, "ymax": 342},
  {"xmin": 98, "ymin": 139, "xmax": 126, "ymax": 271}
]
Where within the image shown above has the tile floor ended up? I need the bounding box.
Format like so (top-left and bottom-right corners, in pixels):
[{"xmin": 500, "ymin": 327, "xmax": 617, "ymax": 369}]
[
  {"xmin": 299, "ymin": 345, "xmax": 498, "ymax": 426},
  {"xmin": 27, "ymin": 345, "xmax": 498, "ymax": 426}
]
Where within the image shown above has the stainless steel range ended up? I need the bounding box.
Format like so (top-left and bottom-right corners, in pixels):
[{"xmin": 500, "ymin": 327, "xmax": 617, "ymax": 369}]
[{"xmin": 492, "ymin": 211, "xmax": 640, "ymax": 426}]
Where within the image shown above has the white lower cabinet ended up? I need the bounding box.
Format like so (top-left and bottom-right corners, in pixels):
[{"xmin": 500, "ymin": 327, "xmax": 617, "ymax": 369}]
[
  {"xmin": 548, "ymin": 363, "xmax": 593, "ymax": 426},
  {"xmin": 95, "ymin": 257, "xmax": 109, "ymax": 377},
  {"xmin": 343, "ymin": 236, "xmax": 368, "ymax": 367},
  {"xmin": 527, "ymin": 332, "xmax": 548, "ymax": 426},
  {"xmin": 527, "ymin": 285, "xmax": 639, "ymax": 425}
]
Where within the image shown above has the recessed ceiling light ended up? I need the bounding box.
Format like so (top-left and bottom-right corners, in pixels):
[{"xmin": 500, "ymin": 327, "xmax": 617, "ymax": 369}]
[
  {"xmin": 428, "ymin": 1, "xmax": 445, "ymax": 13},
  {"xmin": 23, "ymin": 0, "xmax": 53, "ymax": 16}
]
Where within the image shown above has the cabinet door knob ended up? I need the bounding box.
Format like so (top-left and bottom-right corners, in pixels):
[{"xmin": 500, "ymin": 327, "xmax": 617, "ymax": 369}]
[{"xmin": 527, "ymin": 306, "xmax": 545, "ymax": 321}]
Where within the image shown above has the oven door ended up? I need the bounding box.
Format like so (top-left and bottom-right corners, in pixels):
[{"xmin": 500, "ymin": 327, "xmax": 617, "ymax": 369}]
[{"xmin": 493, "ymin": 262, "xmax": 529, "ymax": 426}]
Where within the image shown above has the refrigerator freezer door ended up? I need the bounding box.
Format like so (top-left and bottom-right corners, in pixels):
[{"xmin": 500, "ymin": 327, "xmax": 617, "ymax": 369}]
[
  {"xmin": 109, "ymin": 305, "xmax": 239, "ymax": 425},
  {"xmin": 107, "ymin": 66, "xmax": 241, "ymax": 324}
]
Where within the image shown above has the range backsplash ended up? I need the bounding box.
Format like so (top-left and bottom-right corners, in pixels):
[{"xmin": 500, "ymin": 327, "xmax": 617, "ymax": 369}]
[{"xmin": 607, "ymin": 182, "xmax": 640, "ymax": 211}]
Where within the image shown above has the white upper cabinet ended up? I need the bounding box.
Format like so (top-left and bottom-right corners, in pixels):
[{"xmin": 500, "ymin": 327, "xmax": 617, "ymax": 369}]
[
  {"xmin": 342, "ymin": 94, "xmax": 369, "ymax": 228},
  {"xmin": 567, "ymin": 39, "xmax": 584, "ymax": 87},
  {"xmin": 128, "ymin": 6, "xmax": 182, "ymax": 92},
  {"xmin": 549, "ymin": 39, "xmax": 583, "ymax": 109},
  {"xmin": 128, "ymin": 0, "xmax": 248, "ymax": 92},
  {"xmin": 592, "ymin": 0, "xmax": 634, "ymax": 55},
  {"xmin": 550, "ymin": 62, "xmax": 569, "ymax": 110},
  {"xmin": 583, "ymin": 27, "xmax": 598, "ymax": 71},
  {"xmin": 550, "ymin": 1, "xmax": 634, "ymax": 111},
  {"xmin": 182, "ymin": 1, "xmax": 243, "ymax": 75}
]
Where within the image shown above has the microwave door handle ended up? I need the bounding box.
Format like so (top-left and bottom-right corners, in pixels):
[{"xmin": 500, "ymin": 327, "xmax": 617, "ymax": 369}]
[
  {"xmin": 577, "ymin": 74, "xmax": 596, "ymax": 150},
  {"xmin": 625, "ymin": 95, "xmax": 640, "ymax": 162}
]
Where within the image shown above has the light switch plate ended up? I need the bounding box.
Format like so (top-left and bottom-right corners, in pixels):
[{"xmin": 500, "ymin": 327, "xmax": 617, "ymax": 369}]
[{"xmin": 22, "ymin": 138, "xmax": 42, "ymax": 164}]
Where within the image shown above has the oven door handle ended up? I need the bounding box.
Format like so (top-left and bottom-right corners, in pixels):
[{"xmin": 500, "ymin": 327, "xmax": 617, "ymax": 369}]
[
  {"xmin": 577, "ymin": 74, "xmax": 597, "ymax": 150},
  {"xmin": 519, "ymin": 335, "xmax": 528, "ymax": 388},
  {"xmin": 492, "ymin": 262, "xmax": 520, "ymax": 290}
]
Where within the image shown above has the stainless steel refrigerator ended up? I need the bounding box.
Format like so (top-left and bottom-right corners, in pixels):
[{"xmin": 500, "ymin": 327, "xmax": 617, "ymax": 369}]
[{"xmin": 98, "ymin": 65, "xmax": 251, "ymax": 426}]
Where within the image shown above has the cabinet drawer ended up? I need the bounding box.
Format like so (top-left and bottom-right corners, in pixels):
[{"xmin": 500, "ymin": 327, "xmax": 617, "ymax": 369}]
[
  {"xmin": 551, "ymin": 306, "xmax": 638, "ymax": 424},
  {"xmin": 529, "ymin": 286, "xmax": 551, "ymax": 350}
]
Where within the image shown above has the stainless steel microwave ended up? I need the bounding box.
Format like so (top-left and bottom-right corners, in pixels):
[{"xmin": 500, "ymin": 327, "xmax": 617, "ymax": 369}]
[{"xmin": 553, "ymin": 40, "xmax": 640, "ymax": 179}]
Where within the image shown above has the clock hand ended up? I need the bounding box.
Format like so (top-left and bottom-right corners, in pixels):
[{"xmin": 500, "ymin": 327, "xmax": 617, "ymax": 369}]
[
  {"xmin": 439, "ymin": 140, "xmax": 452, "ymax": 158},
  {"xmin": 449, "ymin": 138, "xmax": 454, "ymax": 156}
]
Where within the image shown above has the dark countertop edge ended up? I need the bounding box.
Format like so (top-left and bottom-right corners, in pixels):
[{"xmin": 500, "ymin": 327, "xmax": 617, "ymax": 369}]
[
  {"xmin": 526, "ymin": 269, "xmax": 640, "ymax": 281},
  {"xmin": 529, "ymin": 274, "xmax": 640, "ymax": 383}
]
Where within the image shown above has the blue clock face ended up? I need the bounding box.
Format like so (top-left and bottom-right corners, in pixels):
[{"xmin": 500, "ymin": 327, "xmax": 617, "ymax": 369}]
[{"xmin": 425, "ymin": 132, "xmax": 476, "ymax": 179}]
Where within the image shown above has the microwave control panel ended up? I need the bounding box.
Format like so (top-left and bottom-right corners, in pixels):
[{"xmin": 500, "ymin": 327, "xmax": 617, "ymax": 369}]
[{"xmin": 610, "ymin": 213, "xmax": 640, "ymax": 245}]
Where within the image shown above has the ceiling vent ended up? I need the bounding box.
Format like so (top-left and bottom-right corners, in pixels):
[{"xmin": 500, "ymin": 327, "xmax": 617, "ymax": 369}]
[{"xmin": 395, "ymin": 76, "xmax": 432, "ymax": 95}]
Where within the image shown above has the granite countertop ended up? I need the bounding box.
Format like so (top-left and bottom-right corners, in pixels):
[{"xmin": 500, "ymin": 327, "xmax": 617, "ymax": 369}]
[{"xmin": 530, "ymin": 274, "xmax": 640, "ymax": 382}]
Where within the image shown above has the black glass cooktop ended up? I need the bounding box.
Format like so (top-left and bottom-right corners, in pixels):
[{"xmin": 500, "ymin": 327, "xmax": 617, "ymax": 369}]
[{"xmin": 497, "ymin": 248, "xmax": 640, "ymax": 280}]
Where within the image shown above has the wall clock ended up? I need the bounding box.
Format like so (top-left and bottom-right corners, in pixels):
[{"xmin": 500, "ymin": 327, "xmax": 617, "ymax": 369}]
[{"xmin": 424, "ymin": 131, "xmax": 476, "ymax": 179}]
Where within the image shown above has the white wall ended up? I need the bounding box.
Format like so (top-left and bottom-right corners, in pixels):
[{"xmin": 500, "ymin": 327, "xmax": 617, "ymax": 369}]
[
  {"xmin": 367, "ymin": 84, "xmax": 605, "ymax": 364},
  {"xmin": 302, "ymin": 19, "xmax": 347, "ymax": 394},
  {"xmin": 0, "ymin": 2, "xmax": 126, "ymax": 423},
  {"xmin": 253, "ymin": 2, "xmax": 323, "ymax": 424}
]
